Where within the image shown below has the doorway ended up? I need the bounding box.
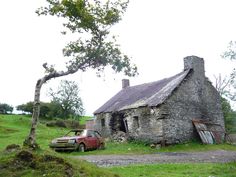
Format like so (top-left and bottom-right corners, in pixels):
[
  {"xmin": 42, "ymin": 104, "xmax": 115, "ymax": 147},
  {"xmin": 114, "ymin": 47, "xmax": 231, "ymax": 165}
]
[{"xmin": 110, "ymin": 112, "xmax": 128, "ymax": 133}]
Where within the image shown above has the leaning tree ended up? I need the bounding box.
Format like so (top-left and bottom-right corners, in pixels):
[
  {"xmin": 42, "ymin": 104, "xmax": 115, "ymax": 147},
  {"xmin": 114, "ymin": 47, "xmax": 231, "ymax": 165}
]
[{"xmin": 24, "ymin": 0, "xmax": 137, "ymax": 149}]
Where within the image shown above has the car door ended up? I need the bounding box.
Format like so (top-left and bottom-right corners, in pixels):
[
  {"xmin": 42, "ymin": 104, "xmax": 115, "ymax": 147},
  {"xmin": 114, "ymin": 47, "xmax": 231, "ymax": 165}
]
[{"xmin": 86, "ymin": 130, "xmax": 99, "ymax": 149}]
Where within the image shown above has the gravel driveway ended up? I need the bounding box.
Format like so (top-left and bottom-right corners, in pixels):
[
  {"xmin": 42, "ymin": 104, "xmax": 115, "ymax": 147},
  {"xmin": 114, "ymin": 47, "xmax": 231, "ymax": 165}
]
[{"xmin": 75, "ymin": 150, "xmax": 236, "ymax": 167}]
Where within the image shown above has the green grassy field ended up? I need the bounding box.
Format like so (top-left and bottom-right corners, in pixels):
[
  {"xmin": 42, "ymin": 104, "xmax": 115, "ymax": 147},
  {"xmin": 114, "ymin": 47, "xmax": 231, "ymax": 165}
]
[
  {"xmin": 1, "ymin": 114, "xmax": 236, "ymax": 177},
  {"xmin": 1, "ymin": 114, "xmax": 236, "ymax": 153},
  {"xmin": 108, "ymin": 163, "xmax": 236, "ymax": 177},
  {"xmin": 79, "ymin": 116, "xmax": 93, "ymax": 125},
  {"xmin": 0, "ymin": 114, "xmax": 69, "ymax": 150},
  {"xmin": 0, "ymin": 114, "xmax": 119, "ymax": 177}
]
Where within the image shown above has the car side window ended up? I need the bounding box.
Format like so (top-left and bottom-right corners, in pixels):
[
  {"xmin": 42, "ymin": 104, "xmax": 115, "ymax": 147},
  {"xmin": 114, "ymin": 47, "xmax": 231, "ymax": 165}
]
[{"xmin": 87, "ymin": 130, "xmax": 96, "ymax": 137}]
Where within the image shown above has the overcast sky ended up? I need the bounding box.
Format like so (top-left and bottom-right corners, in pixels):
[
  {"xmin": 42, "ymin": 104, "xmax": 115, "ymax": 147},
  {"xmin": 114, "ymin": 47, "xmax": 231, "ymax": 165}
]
[{"xmin": 1, "ymin": 0, "xmax": 236, "ymax": 115}]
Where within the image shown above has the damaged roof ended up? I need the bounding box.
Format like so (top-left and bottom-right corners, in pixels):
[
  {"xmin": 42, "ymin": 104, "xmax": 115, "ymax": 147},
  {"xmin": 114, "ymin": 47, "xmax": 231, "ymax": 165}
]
[{"xmin": 94, "ymin": 69, "xmax": 191, "ymax": 114}]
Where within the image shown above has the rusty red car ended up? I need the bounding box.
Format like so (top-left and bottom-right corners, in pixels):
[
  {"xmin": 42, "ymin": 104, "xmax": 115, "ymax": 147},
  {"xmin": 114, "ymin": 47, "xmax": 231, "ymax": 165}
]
[{"xmin": 49, "ymin": 129, "xmax": 105, "ymax": 152}]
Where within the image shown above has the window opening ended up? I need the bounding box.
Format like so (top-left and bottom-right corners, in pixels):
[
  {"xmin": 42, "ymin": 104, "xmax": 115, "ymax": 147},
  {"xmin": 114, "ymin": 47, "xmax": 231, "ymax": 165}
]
[
  {"xmin": 101, "ymin": 118, "xmax": 105, "ymax": 127},
  {"xmin": 133, "ymin": 116, "xmax": 139, "ymax": 128}
]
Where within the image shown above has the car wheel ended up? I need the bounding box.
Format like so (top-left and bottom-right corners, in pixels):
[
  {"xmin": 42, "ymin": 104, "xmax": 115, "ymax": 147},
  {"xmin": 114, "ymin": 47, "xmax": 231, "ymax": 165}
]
[{"xmin": 78, "ymin": 143, "xmax": 85, "ymax": 152}]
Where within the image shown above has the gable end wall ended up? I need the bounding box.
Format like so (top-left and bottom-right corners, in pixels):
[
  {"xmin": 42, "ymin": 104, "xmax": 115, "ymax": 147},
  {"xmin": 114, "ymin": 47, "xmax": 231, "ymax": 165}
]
[{"xmin": 161, "ymin": 72, "xmax": 224, "ymax": 144}]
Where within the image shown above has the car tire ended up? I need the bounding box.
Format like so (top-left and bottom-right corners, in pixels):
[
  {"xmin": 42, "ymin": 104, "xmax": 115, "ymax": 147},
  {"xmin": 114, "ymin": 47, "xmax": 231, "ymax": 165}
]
[{"xmin": 78, "ymin": 143, "xmax": 85, "ymax": 152}]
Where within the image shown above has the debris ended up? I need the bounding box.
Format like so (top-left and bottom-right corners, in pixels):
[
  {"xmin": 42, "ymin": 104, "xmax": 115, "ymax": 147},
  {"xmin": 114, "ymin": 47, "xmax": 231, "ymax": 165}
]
[
  {"xmin": 112, "ymin": 131, "xmax": 127, "ymax": 142},
  {"xmin": 150, "ymin": 144, "xmax": 156, "ymax": 148},
  {"xmin": 192, "ymin": 119, "xmax": 226, "ymax": 144}
]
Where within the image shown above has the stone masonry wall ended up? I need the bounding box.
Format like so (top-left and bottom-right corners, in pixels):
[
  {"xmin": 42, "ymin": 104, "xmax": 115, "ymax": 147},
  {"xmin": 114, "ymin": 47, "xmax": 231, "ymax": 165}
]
[
  {"xmin": 162, "ymin": 72, "xmax": 224, "ymax": 144},
  {"xmin": 161, "ymin": 71, "xmax": 204, "ymax": 144},
  {"xmin": 202, "ymin": 80, "xmax": 225, "ymax": 127},
  {"xmin": 95, "ymin": 107, "xmax": 164, "ymax": 143},
  {"xmin": 94, "ymin": 113, "xmax": 112, "ymax": 137},
  {"xmin": 121, "ymin": 107, "xmax": 163, "ymax": 143}
]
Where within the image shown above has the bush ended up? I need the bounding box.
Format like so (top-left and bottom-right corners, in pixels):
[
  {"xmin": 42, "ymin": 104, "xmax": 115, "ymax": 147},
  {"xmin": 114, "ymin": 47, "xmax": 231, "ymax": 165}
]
[
  {"xmin": 46, "ymin": 119, "xmax": 85, "ymax": 129},
  {"xmin": 0, "ymin": 103, "xmax": 13, "ymax": 114}
]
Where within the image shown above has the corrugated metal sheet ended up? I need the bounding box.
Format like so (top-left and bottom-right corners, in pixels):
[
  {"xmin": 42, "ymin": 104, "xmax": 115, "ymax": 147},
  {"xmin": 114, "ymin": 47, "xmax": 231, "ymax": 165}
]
[{"xmin": 192, "ymin": 119, "xmax": 225, "ymax": 144}]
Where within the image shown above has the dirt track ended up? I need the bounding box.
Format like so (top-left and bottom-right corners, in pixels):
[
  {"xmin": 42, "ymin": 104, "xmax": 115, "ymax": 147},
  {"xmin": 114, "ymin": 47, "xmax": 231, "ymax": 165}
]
[{"xmin": 76, "ymin": 150, "xmax": 236, "ymax": 167}]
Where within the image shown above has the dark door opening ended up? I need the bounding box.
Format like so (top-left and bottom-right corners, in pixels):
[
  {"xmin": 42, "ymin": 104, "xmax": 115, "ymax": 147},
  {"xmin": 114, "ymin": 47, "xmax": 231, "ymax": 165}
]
[{"xmin": 110, "ymin": 112, "xmax": 128, "ymax": 133}]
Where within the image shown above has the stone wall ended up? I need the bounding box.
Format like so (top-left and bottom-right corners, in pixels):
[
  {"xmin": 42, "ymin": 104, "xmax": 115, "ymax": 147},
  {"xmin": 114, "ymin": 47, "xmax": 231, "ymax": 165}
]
[
  {"xmin": 121, "ymin": 107, "xmax": 163, "ymax": 143},
  {"xmin": 161, "ymin": 59, "xmax": 224, "ymax": 144},
  {"xmin": 161, "ymin": 71, "xmax": 204, "ymax": 144},
  {"xmin": 94, "ymin": 113, "xmax": 112, "ymax": 137},
  {"xmin": 95, "ymin": 107, "xmax": 164, "ymax": 143},
  {"xmin": 202, "ymin": 79, "xmax": 225, "ymax": 127}
]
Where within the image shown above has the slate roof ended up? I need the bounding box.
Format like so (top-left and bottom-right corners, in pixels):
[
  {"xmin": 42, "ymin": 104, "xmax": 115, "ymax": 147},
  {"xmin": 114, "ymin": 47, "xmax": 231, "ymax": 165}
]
[{"xmin": 94, "ymin": 69, "xmax": 191, "ymax": 114}]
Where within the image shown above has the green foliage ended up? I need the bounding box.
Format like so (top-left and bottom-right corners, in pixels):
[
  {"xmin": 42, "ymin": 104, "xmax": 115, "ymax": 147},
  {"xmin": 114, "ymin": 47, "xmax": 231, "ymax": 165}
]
[
  {"xmin": 221, "ymin": 97, "xmax": 236, "ymax": 133},
  {"xmin": 109, "ymin": 163, "xmax": 236, "ymax": 177},
  {"xmin": 222, "ymin": 41, "xmax": 236, "ymax": 60},
  {"xmin": 46, "ymin": 119, "xmax": 84, "ymax": 129},
  {"xmin": 17, "ymin": 101, "xmax": 34, "ymax": 114},
  {"xmin": 16, "ymin": 101, "xmax": 65, "ymax": 119},
  {"xmin": 16, "ymin": 102, "xmax": 58, "ymax": 119},
  {"xmin": 221, "ymin": 97, "xmax": 232, "ymax": 118},
  {"xmin": 48, "ymin": 80, "xmax": 84, "ymax": 119},
  {"xmin": 25, "ymin": 0, "xmax": 137, "ymax": 147},
  {"xmin": 0, "ymin": 103, "xmax": 13, "ymax": 114},
  {"xmin": 36, "ymin": 0, "xmax": 137, "ymax": 77},
  {"xmin": 221, "ymin": 41, "xmax": 236, "ymax": 104}
]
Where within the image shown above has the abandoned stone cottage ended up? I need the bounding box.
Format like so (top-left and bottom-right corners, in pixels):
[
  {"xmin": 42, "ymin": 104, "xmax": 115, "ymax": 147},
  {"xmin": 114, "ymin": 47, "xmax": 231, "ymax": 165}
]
[{"xmin": 94, "ymin": 56, "xmax": 225, "ymax": 144}]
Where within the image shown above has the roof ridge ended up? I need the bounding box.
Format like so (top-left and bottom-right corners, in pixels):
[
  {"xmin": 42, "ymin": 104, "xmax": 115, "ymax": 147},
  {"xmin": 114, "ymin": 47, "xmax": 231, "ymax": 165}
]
[
  {"xmin": 124, "ymin": 70, "xmax": 188, "ymax": 90},
  {"xmin": 94, "ymin": 69, "xmax": 191, "ymax": 114}
]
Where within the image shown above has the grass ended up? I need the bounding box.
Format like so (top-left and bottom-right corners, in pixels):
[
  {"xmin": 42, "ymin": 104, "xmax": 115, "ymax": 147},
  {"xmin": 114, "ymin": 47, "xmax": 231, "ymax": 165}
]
[
  {"xmin": 0, "ymin": 114, "xmax": 69, "ymax": 151},
  {"xmin": 1, "ymin": 114, "xmax": 236, "ymax": 154},
  {"xmin": 79, "ymin": 116, "xmax": 93, "ymax": 125},
  {"xmin": 0, "ymin": 149, "xmax": 118, "ymax": 177},
  {"xmin": 108, "ymin": 163, "xmax": 236, "ymax": 177},
  {"xmin": 0, "ymin": 115, "xmax": 118, "ymax": 176},
  {"xmin": 69, "ymin": 140, "xmax": 236, "ymax": 156},
  {"xmin": 1, "ymin": 114, "xmax": 236, "ymax": 177},
  {"xmin": 157, "ymin": 141, "xmax": 236, "ymax": 152},
  {"xmin": 71, "ymin": 141, "xmax": 160, "ymax": 156}
]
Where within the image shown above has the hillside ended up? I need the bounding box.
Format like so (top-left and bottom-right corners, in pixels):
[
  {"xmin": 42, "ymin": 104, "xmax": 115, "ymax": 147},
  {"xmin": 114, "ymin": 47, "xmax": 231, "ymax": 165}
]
[{"xmin": 0, "ymin": 114, "xmax": 118, "ymax": 177}]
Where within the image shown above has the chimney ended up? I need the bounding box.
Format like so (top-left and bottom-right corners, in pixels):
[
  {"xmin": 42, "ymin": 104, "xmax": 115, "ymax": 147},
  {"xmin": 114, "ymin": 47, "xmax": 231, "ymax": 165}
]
[
  {"xmin": 184, "ymin": 56, "xmax": 205, "ymax": 86},
  {"xmin": 184, "ymin": 56, "xmax": 205, "ymax": 75},
  {"xmin": 122, "ymin": 79, "xmax": 130, "ymax": 89}
]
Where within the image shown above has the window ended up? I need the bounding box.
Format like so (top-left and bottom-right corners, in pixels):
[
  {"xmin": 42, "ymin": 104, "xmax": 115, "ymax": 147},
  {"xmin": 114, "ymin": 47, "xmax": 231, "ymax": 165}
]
[
  {"xmin": 133, "ymin": 116, "xmax": 139, "ymax": 128},
  {"xmin": 101, "ymin": 118, "xmax": 105, "ymax": 127},
  {"xmin": 87, "ymin": 130, "xmax": 95, "ymax": 137}
]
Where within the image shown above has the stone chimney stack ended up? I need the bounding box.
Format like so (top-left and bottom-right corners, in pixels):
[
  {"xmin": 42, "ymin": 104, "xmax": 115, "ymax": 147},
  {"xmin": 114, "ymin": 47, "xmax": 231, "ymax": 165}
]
[
  {"xmin": 122, "ymin": 79, "xmax": 130, "ymax": 89},
  {"xmin": 184, "ymin": 56, "xmax": 205, "ymax": 86},
  {"xmin": 184, "ymin": 56, "xmax": 205, "ymax": 76}
]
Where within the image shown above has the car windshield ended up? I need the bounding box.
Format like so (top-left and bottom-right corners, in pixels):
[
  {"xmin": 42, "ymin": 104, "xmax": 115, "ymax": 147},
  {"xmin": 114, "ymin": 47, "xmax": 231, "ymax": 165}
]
[{"xmin": 65, "ymin": 130, "xmax": 86, "ymax": 137}]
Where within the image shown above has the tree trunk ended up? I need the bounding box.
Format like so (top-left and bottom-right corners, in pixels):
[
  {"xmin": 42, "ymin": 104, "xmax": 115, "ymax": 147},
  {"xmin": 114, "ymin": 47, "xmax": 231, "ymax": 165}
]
[
  {"xmin": 23, "ymin": 63, "xmax": 82, "ymax": 150},
  {"xmin": 23, "ymin": 79, "xmax": 44, "ymax": 149}
]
